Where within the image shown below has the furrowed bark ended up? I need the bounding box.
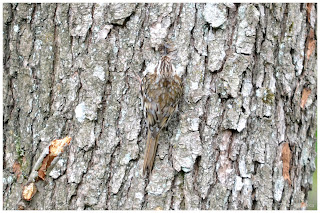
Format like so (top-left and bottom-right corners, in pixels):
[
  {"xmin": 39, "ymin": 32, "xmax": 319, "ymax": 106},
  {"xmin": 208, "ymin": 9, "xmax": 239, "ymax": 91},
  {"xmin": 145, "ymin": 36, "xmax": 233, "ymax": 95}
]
[{"xmin": 3, "ymin": 3, "xmax": 317, "ymax": 210}]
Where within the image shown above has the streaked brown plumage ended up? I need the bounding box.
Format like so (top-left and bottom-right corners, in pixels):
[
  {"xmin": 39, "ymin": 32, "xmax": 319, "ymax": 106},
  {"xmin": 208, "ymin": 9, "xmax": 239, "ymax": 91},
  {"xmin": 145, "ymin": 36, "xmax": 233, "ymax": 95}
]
[{"xmin": 141, "ymin": 55, "xmax": 182, "ymax": 175}]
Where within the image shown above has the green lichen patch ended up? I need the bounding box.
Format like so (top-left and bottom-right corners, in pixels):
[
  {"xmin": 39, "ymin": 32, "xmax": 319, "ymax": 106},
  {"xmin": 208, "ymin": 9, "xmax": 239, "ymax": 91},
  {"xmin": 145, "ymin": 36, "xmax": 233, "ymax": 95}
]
[
  {"xmin": 14, "ymin": 133, "xmax": 24, "ymax": 165},
  {"xmin": 262, "ymin": 88, "xmax": 275, "ymax": 105}
]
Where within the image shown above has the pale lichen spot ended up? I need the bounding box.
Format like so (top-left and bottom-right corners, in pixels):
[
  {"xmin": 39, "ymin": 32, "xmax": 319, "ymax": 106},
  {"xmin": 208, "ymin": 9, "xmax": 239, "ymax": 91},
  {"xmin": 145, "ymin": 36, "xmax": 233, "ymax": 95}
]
[{"xmin": 75, "ymin": 102, "xmax": 86, "ymax": 122}]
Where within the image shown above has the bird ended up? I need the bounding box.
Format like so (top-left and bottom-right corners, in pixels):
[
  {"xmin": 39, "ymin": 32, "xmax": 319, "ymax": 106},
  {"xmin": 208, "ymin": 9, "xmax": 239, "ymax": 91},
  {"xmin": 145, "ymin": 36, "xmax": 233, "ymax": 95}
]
[{"xmin": 140, "ymin": 55, "xmax": 183, "ymax": 175}]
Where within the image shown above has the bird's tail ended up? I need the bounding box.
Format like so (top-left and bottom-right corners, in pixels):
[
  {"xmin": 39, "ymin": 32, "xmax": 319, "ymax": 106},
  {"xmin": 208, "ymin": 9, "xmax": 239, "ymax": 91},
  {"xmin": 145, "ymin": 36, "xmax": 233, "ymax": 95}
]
[{"xmin": 143, "ymin": 130, "xmax": 159, "ymax": 175}]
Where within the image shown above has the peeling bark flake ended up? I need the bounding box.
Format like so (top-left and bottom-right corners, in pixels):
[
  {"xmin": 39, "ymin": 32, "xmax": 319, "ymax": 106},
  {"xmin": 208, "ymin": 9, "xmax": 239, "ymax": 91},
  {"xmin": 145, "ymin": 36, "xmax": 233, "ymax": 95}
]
[
  {"xmin": 22, "ymin": 182, "xmax": 37, "ymax": 201},
  {"xmin": 38, "ymin": 136, "xmax": 72, "ymax": 180},
  {"xmin": 281, "ymin": 143, "xmax": 292, "ymax": 185},
  {"xmin": 300, "ymin": 88, "xmax": 311, "ymax": 109}
]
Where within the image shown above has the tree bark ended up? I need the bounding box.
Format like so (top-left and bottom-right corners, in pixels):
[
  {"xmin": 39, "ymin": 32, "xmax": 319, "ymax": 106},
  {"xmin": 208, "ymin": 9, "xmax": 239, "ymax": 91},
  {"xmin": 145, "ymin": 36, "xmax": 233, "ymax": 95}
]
[{"xmin": 3, "ymin": 3, "xmax": 317, "ymax": 210}]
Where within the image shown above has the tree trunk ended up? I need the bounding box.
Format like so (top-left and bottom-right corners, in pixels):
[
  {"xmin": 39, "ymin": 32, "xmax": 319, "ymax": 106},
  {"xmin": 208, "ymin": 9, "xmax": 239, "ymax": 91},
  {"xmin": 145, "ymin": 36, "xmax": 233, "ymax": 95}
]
[{"xmin": 3, "ymin": 3, "xmax": 317, "ymax": 210}]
